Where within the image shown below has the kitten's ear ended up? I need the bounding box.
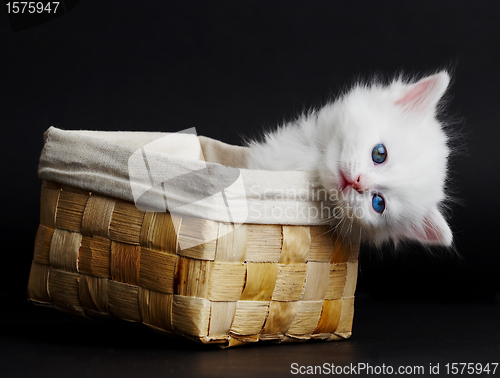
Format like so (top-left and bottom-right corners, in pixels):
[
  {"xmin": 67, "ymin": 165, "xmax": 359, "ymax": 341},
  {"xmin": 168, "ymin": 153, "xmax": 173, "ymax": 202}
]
[
  {"xmin": 396, "ymin": 71, "xmax": 450, "ymax": 112},
  {"xmin": 406, "ymin": 207, "xmax": 453, "ymax": 247}
]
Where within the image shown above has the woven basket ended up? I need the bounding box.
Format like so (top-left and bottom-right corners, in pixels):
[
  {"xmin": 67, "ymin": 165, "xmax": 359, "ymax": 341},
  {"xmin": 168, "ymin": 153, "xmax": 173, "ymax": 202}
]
[{"xmin": 27, "ymin": 129, "xmax": 359, "ymax": 347}]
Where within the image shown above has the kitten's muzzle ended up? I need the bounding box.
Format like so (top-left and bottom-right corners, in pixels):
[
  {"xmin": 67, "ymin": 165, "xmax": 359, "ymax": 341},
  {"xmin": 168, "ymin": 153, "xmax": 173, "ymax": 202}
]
[{"xmin": 340, "ymin": 171, "xmax": 372, "ymax": 193}]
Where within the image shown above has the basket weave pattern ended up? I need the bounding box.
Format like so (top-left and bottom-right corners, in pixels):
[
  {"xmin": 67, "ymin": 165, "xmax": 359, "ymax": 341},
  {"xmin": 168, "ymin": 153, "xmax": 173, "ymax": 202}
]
[{"xmin": 28, "ymin": 180, "xmax": 359, "ymax": 347}]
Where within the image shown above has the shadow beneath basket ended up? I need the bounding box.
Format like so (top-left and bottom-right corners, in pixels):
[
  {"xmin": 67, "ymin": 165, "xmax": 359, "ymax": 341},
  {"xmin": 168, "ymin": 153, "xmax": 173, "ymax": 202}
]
[
  {"xmin": 4, "ymin": 301, "xmax": 354, "ymax": 352},
  {"xmin": 2, "ymin": 297, "xmax": 500, "ymax": 378}
]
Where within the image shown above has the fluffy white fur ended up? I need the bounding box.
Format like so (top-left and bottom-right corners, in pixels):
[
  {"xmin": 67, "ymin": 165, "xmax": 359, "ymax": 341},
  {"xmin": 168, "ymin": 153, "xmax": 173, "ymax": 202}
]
[{"xmin": 247, "ymin": 72, "xmax": 453, "ymax": 247}]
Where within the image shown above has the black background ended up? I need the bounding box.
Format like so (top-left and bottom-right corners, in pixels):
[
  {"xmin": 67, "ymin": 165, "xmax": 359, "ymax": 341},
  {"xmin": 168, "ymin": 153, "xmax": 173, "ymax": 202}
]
[{"xmin": 0, "ymin": 1, "xmax": 499, "ymax": 377}]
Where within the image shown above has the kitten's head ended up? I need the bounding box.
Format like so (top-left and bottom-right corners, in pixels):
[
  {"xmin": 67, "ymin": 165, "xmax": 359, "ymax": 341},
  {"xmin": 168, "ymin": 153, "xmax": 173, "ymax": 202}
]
[{"xmin": 318, "ymin": 71, "xmax": 452, "ymax": 247}]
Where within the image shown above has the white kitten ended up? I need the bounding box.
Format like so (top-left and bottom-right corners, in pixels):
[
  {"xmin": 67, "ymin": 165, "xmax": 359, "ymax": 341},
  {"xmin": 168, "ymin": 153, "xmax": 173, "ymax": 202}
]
[{"xmin": 247, "ymin": 72, "xmax": 453, "ymax": 247}]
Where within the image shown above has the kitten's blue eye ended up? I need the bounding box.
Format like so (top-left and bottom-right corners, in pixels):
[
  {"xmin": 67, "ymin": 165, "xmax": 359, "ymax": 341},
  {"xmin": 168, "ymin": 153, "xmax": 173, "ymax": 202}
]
[
  {"xmin": 372, "ymin": 143, "xmax": 387, "ymax": 164},
  {"xmin": 372, "ymin": 193, "xmax": 385, "ymax": 214}
]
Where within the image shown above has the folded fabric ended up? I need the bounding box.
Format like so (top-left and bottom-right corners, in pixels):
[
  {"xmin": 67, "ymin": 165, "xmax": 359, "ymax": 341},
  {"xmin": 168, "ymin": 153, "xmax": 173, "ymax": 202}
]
[{"xmin": 38, "ymin": 127, "xmax": 329, "ymax": 226}]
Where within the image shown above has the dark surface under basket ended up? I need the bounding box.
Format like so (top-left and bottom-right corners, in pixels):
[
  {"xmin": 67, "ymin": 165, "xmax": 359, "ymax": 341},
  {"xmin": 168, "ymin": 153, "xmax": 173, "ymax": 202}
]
[{"xmin": 2, "ymin": 297, "xmax": 499, "ymax": 377}]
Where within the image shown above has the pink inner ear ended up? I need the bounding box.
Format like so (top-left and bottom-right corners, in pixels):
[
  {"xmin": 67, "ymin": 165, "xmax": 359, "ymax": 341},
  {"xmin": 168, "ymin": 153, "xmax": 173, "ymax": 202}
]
[
  {"xmin": 409, "ymin": 211, "xmax": 451, "ymax": 246},
  {"xmin": 415, "ymin": 216, "xmax": 443, "ymax": 243},
  {"xmin": 396, "ymin": 79, "xmax": 434, "ymax": 110}
]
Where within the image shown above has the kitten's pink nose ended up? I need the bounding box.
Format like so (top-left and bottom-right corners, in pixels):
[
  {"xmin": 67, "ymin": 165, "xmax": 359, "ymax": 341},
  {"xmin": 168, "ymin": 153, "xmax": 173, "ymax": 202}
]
[
  {"xmin": 352, "ymin": 175, "xmax": 372, "ymax": 193},
  {"xmin": 341, "ymin": 171, "xmax": 371, "ymax": 193}
]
